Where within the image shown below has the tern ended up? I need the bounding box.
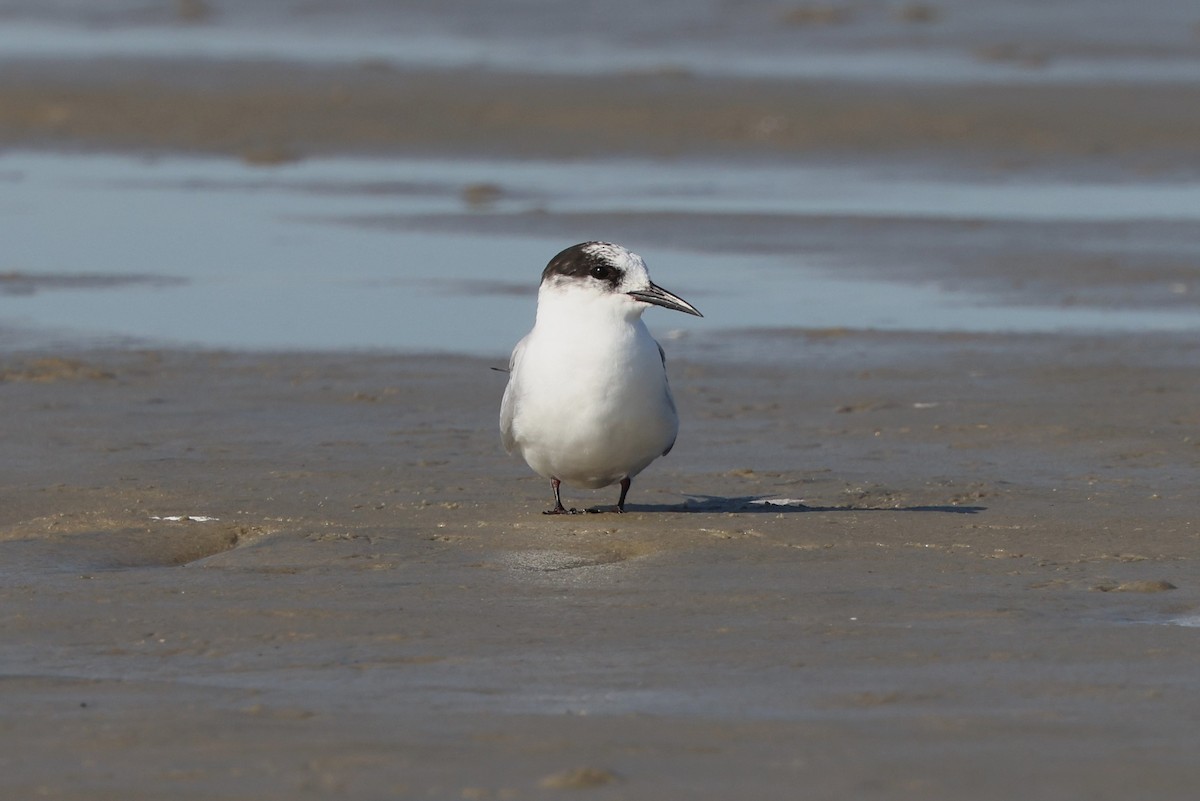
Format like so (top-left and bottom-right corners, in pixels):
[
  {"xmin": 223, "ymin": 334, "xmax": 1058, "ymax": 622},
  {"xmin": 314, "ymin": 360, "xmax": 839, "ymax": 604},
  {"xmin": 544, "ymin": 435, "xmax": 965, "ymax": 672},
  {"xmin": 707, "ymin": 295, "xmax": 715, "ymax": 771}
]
[{"xmin": 500, "ymin": 242, "xmax": 703, "ymax": 514}]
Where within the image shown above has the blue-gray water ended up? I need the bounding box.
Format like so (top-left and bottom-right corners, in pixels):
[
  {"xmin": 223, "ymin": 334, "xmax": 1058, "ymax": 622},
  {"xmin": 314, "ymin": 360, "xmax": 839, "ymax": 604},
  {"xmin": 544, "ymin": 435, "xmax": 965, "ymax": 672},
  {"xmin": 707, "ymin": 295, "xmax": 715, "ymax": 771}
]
[
  {"xmin": 3, "ymin": 0, "xmax": 1200, "ymax": 84},
  {"xmin": 3, "ymin": 152, "xmax": 1199, "ymax": 355}
]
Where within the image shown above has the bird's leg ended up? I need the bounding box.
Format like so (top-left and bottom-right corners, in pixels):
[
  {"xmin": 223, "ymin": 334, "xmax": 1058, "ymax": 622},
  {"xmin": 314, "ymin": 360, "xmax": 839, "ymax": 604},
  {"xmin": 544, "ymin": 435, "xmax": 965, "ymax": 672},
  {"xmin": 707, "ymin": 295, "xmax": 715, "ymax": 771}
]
[
  {"xmin": 615, "ymin": 476, "xmax": 631, "ymax": 513},
  {"xmin": 543, "ymin": 477, "xmax": 573, "ymax": 515},
  {"xmin": 584, "ymin": 477, "xmax": 633, "ymax": 514}
]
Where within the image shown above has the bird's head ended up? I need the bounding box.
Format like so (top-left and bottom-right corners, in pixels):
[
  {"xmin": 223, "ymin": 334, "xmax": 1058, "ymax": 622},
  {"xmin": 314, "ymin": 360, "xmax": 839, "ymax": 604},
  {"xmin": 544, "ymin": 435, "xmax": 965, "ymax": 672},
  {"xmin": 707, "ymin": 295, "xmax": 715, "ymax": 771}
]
[{"xmin": 538, "ymin": 241, "xmax": 703, "ymax": 319}]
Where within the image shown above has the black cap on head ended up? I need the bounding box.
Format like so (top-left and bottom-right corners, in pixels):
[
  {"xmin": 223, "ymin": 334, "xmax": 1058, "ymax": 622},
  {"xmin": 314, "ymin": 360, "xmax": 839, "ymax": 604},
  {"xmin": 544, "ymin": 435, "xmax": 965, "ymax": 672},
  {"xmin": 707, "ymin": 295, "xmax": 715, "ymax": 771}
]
[{"xmin": 541, "ymin": 242, "xmax": 624, "ymax": 290}]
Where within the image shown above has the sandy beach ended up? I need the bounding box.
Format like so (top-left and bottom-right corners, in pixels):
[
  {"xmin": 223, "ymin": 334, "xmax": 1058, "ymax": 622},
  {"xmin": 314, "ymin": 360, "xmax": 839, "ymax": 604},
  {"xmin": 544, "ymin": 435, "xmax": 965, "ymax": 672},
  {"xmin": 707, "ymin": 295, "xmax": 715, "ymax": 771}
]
[
  {"xmin": 2, "ymin": 334, "xmax": 1198, "ymax": 799},
  {"xmin": 2, "ymin": 1, "xmax": 1200, "ymax": 798}
]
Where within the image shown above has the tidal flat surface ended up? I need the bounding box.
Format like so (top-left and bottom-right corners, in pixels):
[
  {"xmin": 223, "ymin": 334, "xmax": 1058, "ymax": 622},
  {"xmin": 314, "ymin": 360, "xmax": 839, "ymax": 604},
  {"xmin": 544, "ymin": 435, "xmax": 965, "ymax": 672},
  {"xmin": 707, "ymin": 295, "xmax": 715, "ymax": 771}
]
[
  {"xmin": 2, "ymin": 338, "xmax": 1198, "ymax": 800},
  {"xmin": 2, "ymin": 1, "xmax": 1200, "ymax": 798}
]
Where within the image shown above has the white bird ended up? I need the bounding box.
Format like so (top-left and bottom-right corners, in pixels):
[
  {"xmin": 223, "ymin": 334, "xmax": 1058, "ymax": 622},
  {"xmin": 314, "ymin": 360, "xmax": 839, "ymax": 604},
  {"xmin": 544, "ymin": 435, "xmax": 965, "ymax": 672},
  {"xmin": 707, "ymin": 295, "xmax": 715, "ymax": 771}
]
[{"xmin": 500, "ymin": 242, "xmax": 703, "ymax": 514}]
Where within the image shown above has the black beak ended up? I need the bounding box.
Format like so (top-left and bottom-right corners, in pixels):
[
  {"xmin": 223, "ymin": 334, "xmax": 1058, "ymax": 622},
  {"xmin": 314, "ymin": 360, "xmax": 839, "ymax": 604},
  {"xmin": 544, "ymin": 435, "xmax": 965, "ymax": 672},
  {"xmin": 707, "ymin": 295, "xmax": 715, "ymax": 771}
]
[{"xmin": 627, "ymin": 282, "xmax": 703, "ymax": 317}]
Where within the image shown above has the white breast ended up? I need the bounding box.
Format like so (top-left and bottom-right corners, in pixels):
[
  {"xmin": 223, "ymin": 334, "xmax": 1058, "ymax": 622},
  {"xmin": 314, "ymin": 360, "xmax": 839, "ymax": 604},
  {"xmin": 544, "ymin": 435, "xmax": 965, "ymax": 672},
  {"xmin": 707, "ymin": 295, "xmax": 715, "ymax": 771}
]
[{"xmin": 501, "ymin": 292, "xmax": 678, "ymax": 489}]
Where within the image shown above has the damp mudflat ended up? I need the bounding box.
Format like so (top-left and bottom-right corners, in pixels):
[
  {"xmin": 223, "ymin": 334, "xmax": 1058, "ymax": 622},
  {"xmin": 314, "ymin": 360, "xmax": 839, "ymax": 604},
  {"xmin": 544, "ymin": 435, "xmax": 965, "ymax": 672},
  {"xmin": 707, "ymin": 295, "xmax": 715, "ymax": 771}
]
[
  {"xmin": 3, "ymin": 2, "xmax": 1200, "ymax": 798},
  {"xmin": 2, "ymin": 338, "xmax": 1198, "ymax": 800}
]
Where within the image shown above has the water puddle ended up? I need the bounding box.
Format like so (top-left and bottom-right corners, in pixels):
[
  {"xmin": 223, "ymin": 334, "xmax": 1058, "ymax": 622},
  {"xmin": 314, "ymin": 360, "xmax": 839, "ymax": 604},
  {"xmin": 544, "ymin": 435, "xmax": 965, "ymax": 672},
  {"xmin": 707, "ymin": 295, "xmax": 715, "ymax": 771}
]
[
  {"xmin": 2, "ymin": 151, "xmax": 1197, "ymax": 355},
  {"xmin": 116, "ymin": 155, "xmax": 1200, "ymax": 223}
]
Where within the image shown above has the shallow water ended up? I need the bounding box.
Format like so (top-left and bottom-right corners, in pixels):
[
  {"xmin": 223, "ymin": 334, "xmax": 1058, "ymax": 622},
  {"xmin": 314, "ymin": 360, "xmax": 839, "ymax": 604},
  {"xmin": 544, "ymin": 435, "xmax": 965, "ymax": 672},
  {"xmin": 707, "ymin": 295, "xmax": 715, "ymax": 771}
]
[
  {"xmin": 3, "ymin": 151, "xmax": 1199, "ymax": 355},
  {"xmin": 3, "ymin": 0, "xmax": 1200, "ymax": 85}
]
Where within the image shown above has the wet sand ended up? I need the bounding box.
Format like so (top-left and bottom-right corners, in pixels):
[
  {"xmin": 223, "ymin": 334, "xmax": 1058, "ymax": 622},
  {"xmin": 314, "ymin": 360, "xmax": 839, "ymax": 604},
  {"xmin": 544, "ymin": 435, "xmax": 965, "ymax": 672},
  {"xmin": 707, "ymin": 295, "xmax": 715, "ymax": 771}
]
[
  {"xmin": 3, "ymin": 333, "xmax": 1198, "ymax": 799},
  {"xmin": 3, "ymin": 9, "xmax": 1200, "ymax": 798},
  {"xmin": 4, "ymin": 58, "xmax": 1200, "ymax": 167}
]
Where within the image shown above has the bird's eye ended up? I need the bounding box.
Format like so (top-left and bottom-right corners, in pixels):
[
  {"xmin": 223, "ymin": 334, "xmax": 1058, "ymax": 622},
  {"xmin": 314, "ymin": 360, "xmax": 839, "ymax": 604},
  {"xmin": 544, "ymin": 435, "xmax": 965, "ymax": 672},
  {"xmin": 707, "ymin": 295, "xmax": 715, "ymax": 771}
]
[{"xmin": 590, "ymin": 265, "xmax": 610, "ymax": 280}]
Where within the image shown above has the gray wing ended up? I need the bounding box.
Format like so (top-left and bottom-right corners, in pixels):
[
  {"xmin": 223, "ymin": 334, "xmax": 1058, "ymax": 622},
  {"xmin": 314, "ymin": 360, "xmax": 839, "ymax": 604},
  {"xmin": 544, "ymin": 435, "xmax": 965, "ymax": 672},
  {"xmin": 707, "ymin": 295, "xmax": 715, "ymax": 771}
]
[
  {"xmin": 498, "ymin": 336, "xmax": 527, "ymax": 454},
  {"xmin": 658, "ymin": 340, "xmax": 678, "ymax": 456}
]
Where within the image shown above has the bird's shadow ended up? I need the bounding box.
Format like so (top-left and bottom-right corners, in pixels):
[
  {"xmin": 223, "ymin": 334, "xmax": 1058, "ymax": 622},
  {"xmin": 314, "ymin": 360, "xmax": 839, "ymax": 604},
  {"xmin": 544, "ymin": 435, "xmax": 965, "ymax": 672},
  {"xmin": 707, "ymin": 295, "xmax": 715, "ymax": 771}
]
[{"xmin": 620, "ymin": 494, "xmax": 986, "ymax": 515}]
